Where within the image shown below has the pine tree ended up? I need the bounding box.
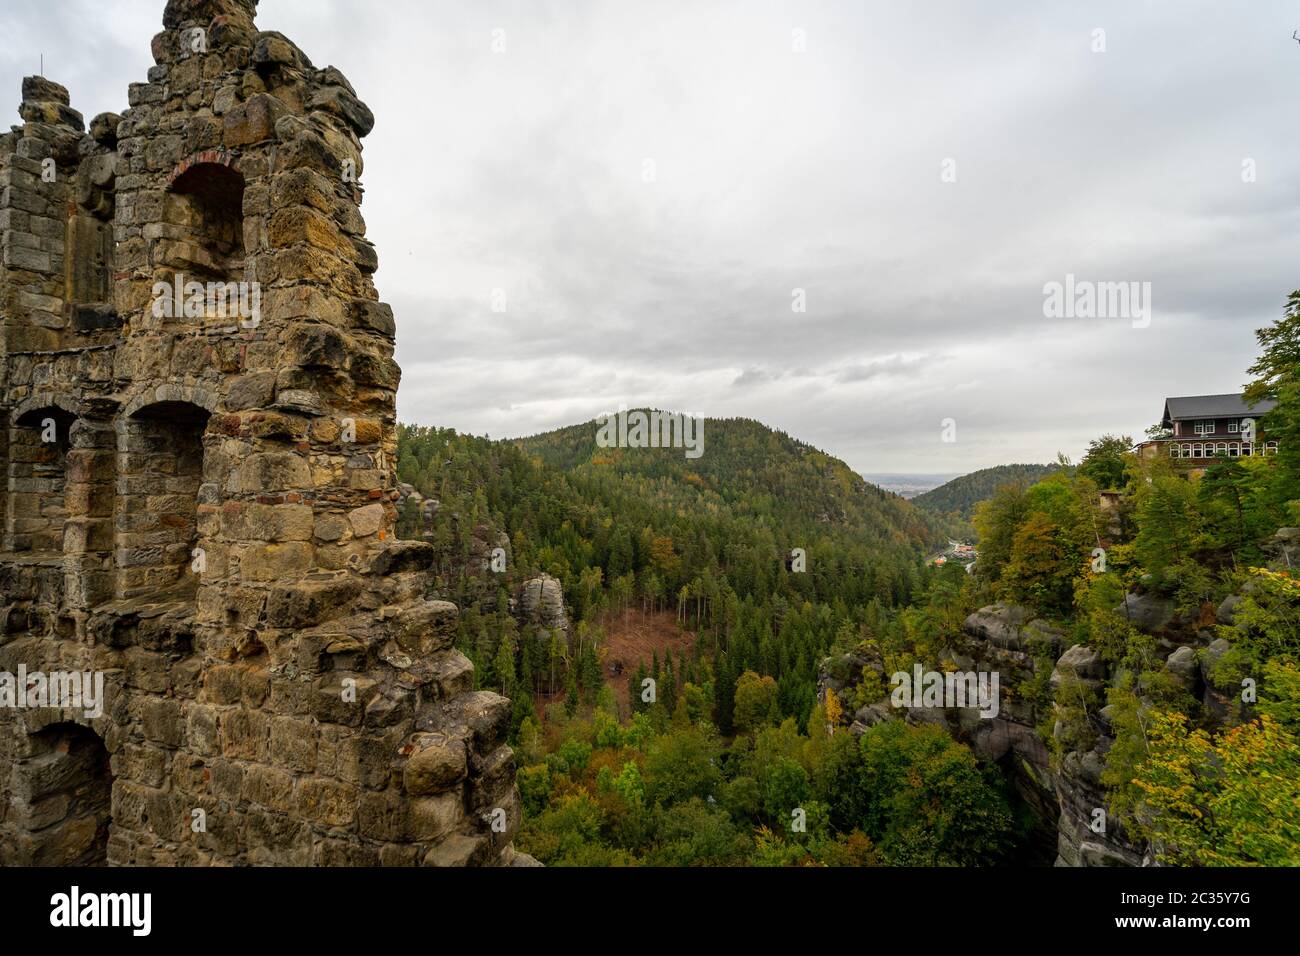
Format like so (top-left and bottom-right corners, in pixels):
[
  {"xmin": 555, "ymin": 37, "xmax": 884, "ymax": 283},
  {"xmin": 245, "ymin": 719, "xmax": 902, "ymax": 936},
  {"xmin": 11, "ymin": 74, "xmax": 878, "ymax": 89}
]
[
  {"xmin": 494, "ymin": 630, "xmax": 516, "ymax": 696},
  {"xmin": 564, "ymin": 668, "xmax": 580, "ymax": 717},
  {"xmin": 547, "ymin": 631, "xmax": 562, "ymax": 697},
  {"xmin": 631, "ymin": 661, "xmax": 648, "ymax": 714},
  {"xmin": 661, "ymin": 648, "xmax": 678, "ymax": 712},
  {"xmin": 714, "ymin": 655, "xmax": 736, "ymax": 734}
]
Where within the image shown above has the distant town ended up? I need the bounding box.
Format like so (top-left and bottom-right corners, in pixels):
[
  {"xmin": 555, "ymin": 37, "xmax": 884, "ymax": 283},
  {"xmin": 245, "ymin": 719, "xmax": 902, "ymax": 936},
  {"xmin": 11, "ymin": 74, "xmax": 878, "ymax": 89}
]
[
  {"xmin": 931, "ymin": 540, "xmax": 978, "ymax": 571},
  {"xmin": 862, "ymin": 473, "xmax": 962, "ymax": 499}
]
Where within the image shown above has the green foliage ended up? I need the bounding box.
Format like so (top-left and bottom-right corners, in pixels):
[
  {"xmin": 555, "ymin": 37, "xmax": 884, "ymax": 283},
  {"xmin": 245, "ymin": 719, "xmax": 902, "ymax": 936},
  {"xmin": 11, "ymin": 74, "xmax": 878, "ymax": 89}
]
[
  {"xmin": 733, "ymin": 670, "xmax": 779, "ymax": 735},
  {"xmin": 643, "ymin": 726, "xmax": 723, "ymax": 807},
  {"xmin": 1244, "ymin": 291, "xmax": 1300, "ymax": 518},
  {"xmin": 972, "ymin": 482, "xmax": 1032, "ymax": 582},
  {"xmin": 1208, "ymin": 568, "xmax": 1300, "ymax": 691},
  {"xmin": 520, "ymin": 791, "xmax": 635, "ymax": 866},
  {"xmin": 516, "ymin": 710, "xmax": 1010, "ymax": 867},
  {"xmin": 1245, "ymin": 290, "xmax": 1300, "ymax": 405},
  {"xmin": 1134, "ymin": 712, "xmax": 1300, "ymax": 866},
  {"xmin": 1259, "ymin": 660, "xmax": 1300, "ymax": 734},
  {"xmin": 1003, "ymin": 512, "xmax": 1076, "ymax": 616},
  {"xmin": 1132, "ymin": 476, "xmax": 1202, "ymax": 586},
  {"xmin": 1078, "ymin": 435, "xmax": 1133, "ymax": 491},
  {"xmin": 856, "ymin": 721, "xmax": 1012, "ymax": 865}
]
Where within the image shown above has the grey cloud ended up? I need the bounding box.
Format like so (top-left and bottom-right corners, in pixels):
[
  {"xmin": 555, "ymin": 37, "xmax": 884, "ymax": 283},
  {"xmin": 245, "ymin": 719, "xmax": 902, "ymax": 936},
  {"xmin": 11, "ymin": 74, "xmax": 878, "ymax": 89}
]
[{"xmin": 5, "ymin": 0, "xmax": 1297, "ymax": 473}]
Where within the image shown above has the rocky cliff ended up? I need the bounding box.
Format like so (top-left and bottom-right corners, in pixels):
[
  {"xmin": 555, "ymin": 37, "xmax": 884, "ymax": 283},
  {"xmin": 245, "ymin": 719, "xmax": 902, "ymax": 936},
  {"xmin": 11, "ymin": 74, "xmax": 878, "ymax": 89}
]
[{"xmin": 817, "ymin": 533, "xmax": 1293, "ymax": 868}]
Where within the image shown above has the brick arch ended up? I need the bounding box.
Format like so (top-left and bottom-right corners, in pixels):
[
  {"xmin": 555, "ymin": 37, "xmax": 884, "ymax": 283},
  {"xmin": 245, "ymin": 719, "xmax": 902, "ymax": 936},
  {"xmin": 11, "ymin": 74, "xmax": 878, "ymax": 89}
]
[
  {"xmin": 166, "ymin": 149, "xmax": 240, "ymax": 189},
  {"xmin": 160, "ymin": 152, "xmax": 247, "ymax": 285}
]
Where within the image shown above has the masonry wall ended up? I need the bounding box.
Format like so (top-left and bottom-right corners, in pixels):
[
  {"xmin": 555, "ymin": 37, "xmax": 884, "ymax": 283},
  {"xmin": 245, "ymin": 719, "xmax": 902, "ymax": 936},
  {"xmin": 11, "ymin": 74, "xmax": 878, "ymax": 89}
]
[{"xmin": 0, "ymin": 0, "xmax": 531, "ymax": 867}]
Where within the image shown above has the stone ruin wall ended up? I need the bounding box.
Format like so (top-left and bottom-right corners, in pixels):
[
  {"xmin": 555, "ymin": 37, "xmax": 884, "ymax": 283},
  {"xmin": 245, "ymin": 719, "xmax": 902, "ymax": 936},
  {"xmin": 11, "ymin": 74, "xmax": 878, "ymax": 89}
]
[{"xmin": 0, "ymin": 0, "xmax": 532, "ymax": 866}]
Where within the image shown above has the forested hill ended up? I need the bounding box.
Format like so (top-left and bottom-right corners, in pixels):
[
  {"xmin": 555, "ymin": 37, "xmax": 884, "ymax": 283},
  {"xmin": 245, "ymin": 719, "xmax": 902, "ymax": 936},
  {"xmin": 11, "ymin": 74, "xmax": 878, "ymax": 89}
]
[
  {"xmin": 396, "ymin": 414, "xmax": 941, "ymax": 621},
  {"xmin": 396, "ymin": 412, "xmax": 944, "ymax": 737},
  {"xmin": 514, "ymin": 414, "xmax": 939, "ymax": 550},
  {"xmin": 390, "ymin": 292, "xmax": 1300, "ymax": 868},
  {"xmin": 912, "ymin": 463, "xmax": 1060, "ymax": 518}
]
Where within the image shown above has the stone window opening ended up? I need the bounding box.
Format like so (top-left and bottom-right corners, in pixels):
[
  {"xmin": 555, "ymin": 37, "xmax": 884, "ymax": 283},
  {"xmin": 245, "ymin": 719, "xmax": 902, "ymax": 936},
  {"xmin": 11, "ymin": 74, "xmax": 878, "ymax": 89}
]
[
  {"xmin": 116, "ymin": 402, "xmax": 211, "ymax": 601},
  {"xmin": 3, "ymin": 722, "xmax": 113, "ymax": 866},
  {"xmin": 6, "ymin": 407, "xmax": 76, "ymax": 554},
  {"xmin": 162, "ymin": 161, "xmax": 246, "ymax": 285}
]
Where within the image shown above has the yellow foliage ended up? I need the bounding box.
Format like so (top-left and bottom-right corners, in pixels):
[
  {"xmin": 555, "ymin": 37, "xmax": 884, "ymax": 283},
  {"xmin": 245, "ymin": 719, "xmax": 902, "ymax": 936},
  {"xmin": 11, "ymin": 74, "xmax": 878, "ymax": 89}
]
[{"xmin": 824, "ymin": 687, "xmax": 843, "ymax": 733}]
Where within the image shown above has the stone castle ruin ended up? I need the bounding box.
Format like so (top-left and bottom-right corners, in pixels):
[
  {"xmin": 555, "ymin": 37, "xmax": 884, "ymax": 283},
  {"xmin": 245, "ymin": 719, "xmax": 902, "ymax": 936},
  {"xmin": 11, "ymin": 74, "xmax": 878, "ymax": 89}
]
[{"xmin": 0, "ymin": 0, "xmax": 530, "ymax": 866}]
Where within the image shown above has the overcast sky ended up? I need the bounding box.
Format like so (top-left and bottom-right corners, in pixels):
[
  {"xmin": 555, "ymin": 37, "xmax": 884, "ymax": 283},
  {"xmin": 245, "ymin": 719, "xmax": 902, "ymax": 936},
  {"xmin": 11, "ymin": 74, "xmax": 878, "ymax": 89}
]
[{"xmin": 4, "ymin": 1, "xmax": 1298, "ymax": 474}]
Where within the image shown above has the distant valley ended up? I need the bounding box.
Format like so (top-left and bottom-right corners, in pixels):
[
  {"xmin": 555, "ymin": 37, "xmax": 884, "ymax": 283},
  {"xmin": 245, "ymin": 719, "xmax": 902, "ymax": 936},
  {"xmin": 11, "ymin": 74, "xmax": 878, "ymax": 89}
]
[{"xmin": 860, "ymin": 473, "xmax": 962, "ymax": 499}]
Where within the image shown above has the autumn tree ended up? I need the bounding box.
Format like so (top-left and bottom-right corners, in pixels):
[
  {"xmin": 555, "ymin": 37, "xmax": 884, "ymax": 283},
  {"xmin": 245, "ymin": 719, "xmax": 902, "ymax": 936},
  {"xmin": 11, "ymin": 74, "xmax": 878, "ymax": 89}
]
[
  {"xmin": 824, "ymin": 687, "xmax": 844, "ymax": 734},
  {"xmin": 1134, "ymin": 711, "xmax": 1300, "ymax": 865}
]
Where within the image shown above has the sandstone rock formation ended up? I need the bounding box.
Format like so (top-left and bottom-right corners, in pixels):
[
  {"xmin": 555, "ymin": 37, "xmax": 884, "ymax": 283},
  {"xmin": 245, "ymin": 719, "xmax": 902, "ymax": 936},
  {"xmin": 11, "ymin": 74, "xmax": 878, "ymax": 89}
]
[
  {"xmin": 827, "ymin": 602, "xmax": 1157, "ymax": 865},
  {"xmin": 1264, "ymin": 526, "xmax": 1299, "ymax": 570},
  {"xmin": 518, "ymin": 573, "xmax": 570, "ymax": 639},
  {"xmin": 0, "ymin": 0, "xmax": 529, "ymax": 866},
  {"xmin": 954, "ymin": 600, "xmax": 1220, "ymax": 867},
  {"xmin": 820, "ymin": 605, "xmax": 1062, "ymax": 862}
]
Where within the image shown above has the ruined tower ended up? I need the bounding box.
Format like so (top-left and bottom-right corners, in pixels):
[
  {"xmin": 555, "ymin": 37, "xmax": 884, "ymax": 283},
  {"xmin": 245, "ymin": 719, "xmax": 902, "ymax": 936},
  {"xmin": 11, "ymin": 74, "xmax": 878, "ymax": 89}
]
[{"xmin": 0, "ymin": 0, "xmax": 529, "ymax": 866}]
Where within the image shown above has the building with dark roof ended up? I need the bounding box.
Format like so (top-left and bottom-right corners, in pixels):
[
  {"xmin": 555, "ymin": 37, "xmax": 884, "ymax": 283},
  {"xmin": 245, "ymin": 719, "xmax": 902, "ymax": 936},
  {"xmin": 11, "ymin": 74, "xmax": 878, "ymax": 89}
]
[{"xmin": 1138, "ymin": 392, "xmax": 1279, "ymax": 464}]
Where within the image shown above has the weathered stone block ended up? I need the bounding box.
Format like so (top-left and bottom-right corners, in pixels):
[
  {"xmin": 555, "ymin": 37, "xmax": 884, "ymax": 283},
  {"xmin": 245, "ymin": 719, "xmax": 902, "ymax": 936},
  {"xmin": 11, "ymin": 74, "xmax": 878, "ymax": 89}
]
[
  {"xmin": 391, "ymin": 600, "xmax": 459, "ymax": 656},
  {"xmin": 225, "ymin": 372, "xmax": 276, "ymax": 410},
  {"xmin": 403, "ymin": 735, "xmax": 467, "ymax": 795},
  {"xmin": 139, "ymin": 697, "xmax": 184, "ymax": 747},
  {"xmin": 347, "ymin": 503, "xmax": 384, "ymax": 538},
  {"xmin": 239, "ymin": 542, "xmax": 314, "ymax": 582},
  {"xmin": 268, "ymin": 206, "xmax": 353, "ymax": 259},
  {"xmin": 356, "ymin": 790, "xmax": 405, "ymax": 841},
  {"xmin": 295, "ymin": 777, "xmax": 356, "ymax": 827},
  {"xmin": 222, "ymin": 502, "xmax": 314, "ymax": 542},
  {"xmin": 407, "ymin": 792, "xmax": 463, "ymax": 842},
  {"xmin": 229, "ymin": 452, "xmax": 312, "ymax": 493},
  {"xmin": 265, "ymin": 576, "xmax": 360, "ymax": 627},
  {"xmin": 422, "ymin": 833, "xmax": 484, "ymax": 868},
  {"xmin": 270, "ymin": 715, "xmax": 317, "ymax": 772},
  {"xmin": 242, "ymin": 764, "xmax": 294, "ymax": 813},
  {"xmin": 219, "ymin": 708, "xmax": 269, "ymax": 760},
  {"xmin": 222, "ymin": 92, "xmax": 286, "ymax": 147},
  {"xmin": 185, "ymin": 704, "xmax": 222, "ymax": 756},
  {"xmin": 202, "ymin": 665, "xmax": 245, "ymax": 705},
  {"xmin": 336, "ymin": 733, "xmax": 394, "ymax": 790}
]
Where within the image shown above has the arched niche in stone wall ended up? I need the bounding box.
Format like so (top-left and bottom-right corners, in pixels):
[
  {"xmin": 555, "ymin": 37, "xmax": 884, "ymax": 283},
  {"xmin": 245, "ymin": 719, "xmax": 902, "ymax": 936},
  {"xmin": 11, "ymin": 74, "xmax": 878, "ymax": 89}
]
[
  {"xmin": 6, "ymin": 404, "xmax": 76, "ymax": 554},
  {"xmin": 159, "ymin": 154, "xmax": 246, "ymax": 293},
  {"xmin": 114, "ymin": 399, "xmax": 212, "ymax": 601},
  {"xmin": 0, "ymin": 721, "xmax": 113, "ymax": 866}
]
